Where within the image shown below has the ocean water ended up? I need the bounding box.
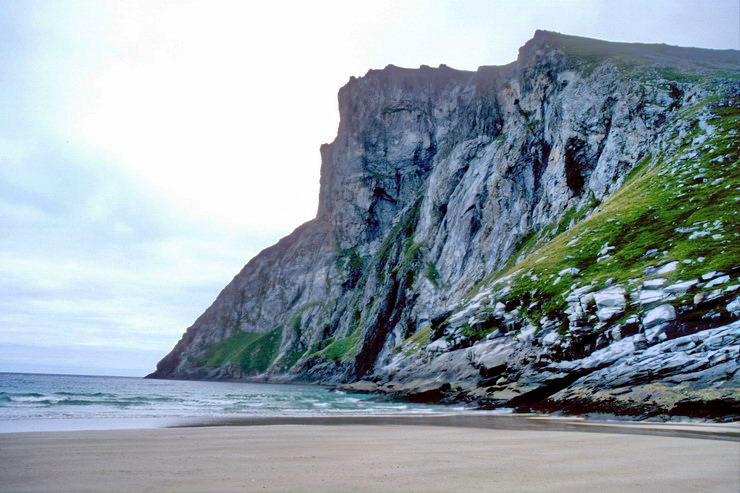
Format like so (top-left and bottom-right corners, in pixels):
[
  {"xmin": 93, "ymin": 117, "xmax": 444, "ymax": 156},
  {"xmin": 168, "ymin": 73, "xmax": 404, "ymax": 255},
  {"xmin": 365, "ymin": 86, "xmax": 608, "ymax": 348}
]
[{"xmin": 0, "ymin": 372, "xmax": 477, "ymax": 432}]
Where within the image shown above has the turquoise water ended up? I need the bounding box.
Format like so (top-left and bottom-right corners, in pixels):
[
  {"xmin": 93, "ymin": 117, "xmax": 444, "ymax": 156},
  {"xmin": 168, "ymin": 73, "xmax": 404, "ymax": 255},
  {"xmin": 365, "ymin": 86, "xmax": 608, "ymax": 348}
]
[{"xmin": 0, "ymin": 373, "xmax": 473, "ymax": 431}]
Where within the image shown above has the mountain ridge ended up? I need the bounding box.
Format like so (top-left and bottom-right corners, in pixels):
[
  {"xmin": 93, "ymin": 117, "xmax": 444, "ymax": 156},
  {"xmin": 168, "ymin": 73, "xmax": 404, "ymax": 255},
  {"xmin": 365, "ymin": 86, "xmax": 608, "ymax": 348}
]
[{"xmin": 148, "ymin": 31, "xmax": 739, "ymax": 419}]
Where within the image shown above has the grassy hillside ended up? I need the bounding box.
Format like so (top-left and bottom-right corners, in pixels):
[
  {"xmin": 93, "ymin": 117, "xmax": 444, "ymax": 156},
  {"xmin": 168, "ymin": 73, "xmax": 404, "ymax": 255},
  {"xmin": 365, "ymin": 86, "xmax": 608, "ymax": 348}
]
[
  {"xmin": 471, "ymin": 90, "xmax": 738, "ymax": 331},
  {"xmin": 195, "ymin": 328, "xmax": 282, "ymax": 374},
  {"xmin": 540, "ymin": 30, "xmax": 740, "ymax": 77}
]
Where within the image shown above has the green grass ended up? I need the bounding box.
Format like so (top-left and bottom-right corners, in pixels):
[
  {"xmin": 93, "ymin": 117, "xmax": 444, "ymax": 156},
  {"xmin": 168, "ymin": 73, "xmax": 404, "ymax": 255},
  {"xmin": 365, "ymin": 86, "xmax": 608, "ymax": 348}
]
[
  {"xmin": 312, "ymin": 327, "xmax": 364, "ymax": 361},
  {"xmin": 546, "ymin": 31, "xmax": 736, "ymax": 81},
  {"xmin": 554, "ymin": 196, "xmax": 601, "ymax": 236},
  {"xmin": 424, "ymin": 261, "xmax": 441, "ymax": 287},
  {"xmin": 392, "ymin": 239, "xmax": 423, "ymax": 278},
  {"xmin": 375, "ymin": 201, "xmax": 422, "ymax": 282},
  {"xmin": 335, "ymin": 247, "xmax": 367, "ymax": 288},
  {"xmin": 653, "ymin": 67, "xmax": 704, "ymax": 83},
  {"xmin": 461, "ymin": 319, "xmax": 501, "ymax": 342},
  {"xmin": 274, "ymin": 348, "xmax": 306, "ymax": 372},
  {"xmin": 393, "ymin": 324, "xmax": 432, "ymax": 356},
  {"xmin": 196, "ymin": 327, "xmax": 282, "ymax": 374},
  {"xmin": 309, "ymin": 337, "xmax": 334, "ymax": 353}
]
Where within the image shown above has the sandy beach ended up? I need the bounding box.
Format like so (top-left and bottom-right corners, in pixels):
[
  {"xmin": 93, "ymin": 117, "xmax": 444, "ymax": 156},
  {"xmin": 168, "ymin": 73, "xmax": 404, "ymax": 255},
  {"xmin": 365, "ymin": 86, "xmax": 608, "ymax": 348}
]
[{"xmin": 1, "ymin": 417, "xmax": 738, "ymax": 493}]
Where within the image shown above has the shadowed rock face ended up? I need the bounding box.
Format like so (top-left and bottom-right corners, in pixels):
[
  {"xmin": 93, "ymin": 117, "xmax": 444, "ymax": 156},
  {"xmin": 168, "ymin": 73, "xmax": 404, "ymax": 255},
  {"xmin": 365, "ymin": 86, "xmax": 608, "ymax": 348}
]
[{"xmin": 149, "ymin": 31, "xmax": 740, "ymax": 420}]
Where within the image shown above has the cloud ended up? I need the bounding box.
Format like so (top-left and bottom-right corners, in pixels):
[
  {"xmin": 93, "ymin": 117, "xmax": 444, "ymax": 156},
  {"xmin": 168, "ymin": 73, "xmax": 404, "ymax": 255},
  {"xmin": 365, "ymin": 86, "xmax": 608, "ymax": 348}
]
[
  {"xmin": 0, "ymin": 166, "xmax": 283, "ymax": 375},
  {"xmin": 0, "ymin": 111, "xmax": 283, "ymax": 375}
]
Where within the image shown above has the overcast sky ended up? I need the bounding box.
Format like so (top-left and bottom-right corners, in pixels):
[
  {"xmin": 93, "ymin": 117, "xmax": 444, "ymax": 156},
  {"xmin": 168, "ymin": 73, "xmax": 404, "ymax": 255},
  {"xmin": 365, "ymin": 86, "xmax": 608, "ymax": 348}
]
[{"xmin": 1, "ymin": 0, "xmax": 738, "ymax": 377}]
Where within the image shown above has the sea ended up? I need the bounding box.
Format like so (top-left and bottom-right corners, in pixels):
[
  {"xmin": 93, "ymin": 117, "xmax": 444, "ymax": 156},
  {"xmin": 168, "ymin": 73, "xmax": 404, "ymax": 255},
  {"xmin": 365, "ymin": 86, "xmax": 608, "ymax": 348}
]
[{"xmin": 0, "ymin": 372, "xmax": 485, "ymax": 432}]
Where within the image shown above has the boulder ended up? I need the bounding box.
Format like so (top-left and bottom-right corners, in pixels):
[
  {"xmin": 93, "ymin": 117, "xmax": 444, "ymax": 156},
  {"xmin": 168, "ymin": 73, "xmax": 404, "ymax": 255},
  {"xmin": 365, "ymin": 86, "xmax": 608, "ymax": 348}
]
[
  {"xmin": 645, "ymin": 261, "xmax": 678, "ymax": 276},
  {"xmin": 656, "ymin": 261, "xmax": 678, "ymax": 274},
  {"xmin": 701, "ymin": 271, "xmax": 722, "ymax": 280},
  {"xmin": 597, "ymin": 307, "xmax": 623, "ymax": 322},
  {"xmin": 426, "ymin": 338, "xmax": 449, "ymax": 353},
  {"xmin": 643, "ymin": 304, "xmax": 677, "ymax": 329},
  {"xmin": 592, "ymin": 286, "xmax": 626, "ymax": 322},
  {"xmin": 705, "ymin": 275, "xmax": 730, "ymax": 288},
  {"xmin": 593, "ymin": 286, "xmax": 626, "ymax": 308},
  {"xmin": 727, "ymin": 297, "xmax": 740, "ymax": 316},
  {"xmin": 665, "ymin": 280, "xmax": 698, "ymax": 294},
  {"xmin": 644, "ymin": 278, "xmax": 667, "ymax": 288},
  {"xmin": 639, "ymin": 289, "xmax": 668, "ymax": 305}
]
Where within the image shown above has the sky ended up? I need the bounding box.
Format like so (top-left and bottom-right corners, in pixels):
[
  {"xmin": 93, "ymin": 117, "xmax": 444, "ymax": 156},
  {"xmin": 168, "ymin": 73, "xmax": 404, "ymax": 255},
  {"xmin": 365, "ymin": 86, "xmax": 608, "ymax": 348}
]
[{"xmin": 1, "ymin": 0, "xmax": 738, "ymax": 377}]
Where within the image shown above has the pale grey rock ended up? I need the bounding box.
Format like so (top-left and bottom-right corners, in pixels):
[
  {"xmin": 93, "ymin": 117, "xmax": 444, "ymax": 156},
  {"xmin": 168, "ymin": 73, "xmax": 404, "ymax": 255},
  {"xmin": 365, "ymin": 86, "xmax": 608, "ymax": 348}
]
[
  {"xmin": 553, "ymin": 322, "xmax": 739, "ymax": 396},
  {"xmin": 643, "ymin": 304, "xmax": 677, "ymax": 329},
  {"xmin": 689, "ymin": 231, "xmax": 711, "ymax": 239},
  {"xmin": 517, "ymin": 326, "xmax": 537, "ymax": 342},
  {"xmin": 655, "ymin": 261, "xmax": 679, "ymax": 275},
  {"xmin": 594, "ymin": 286, "xmax": 626, "ymax": 322},
  {"xmin": 470, "ymin": 339, "xmax": 516, "ymax": 371},
  {"xmin": 645, "ymin": 324, "xmax": 670, "ymax": 344},
  {"xmin": 580, "ymin": 292, "xmax": 596, "ymax": 307},
  {"xmin": 639, "ymin": 289, "xmax": 668, "ymax": 305},
  {"xmin": 598, "ymin": 244, "xmax": 615, "ymax": 256},
  {"xmin": 597, "ymin": 307, "xmax": 622, "ymax": 322},
  {"xmin": 727, "ymin": 297, "xmax": 740, "ymax": 316},
  {"xmin": 705, "ymin": 275, "xmax": 730, "ymax": 288},
  {"xmin": 542, "ymin": 331, "xmax": 562, "ymax": 346},
  {"xmin": 594, "ymin": 286, "xmax": 626, "ymax": 308},
  {"xmin": 700, "ymin": 289, "xmax": 727, "ymax": 303},
  {"xmin": 665, "ymin": 280, "xmax": 698, "ymax": 294},
  {"xmin": 427, "ymin": 338, "xmax": 450, "ymax": 353},
  {"xmin": 566, "ymin": 285, "xmax": 594, "ymax": 303},
  {"xmin": 644, "ymin": 278, "xmax": 667, "ymax": 288}
]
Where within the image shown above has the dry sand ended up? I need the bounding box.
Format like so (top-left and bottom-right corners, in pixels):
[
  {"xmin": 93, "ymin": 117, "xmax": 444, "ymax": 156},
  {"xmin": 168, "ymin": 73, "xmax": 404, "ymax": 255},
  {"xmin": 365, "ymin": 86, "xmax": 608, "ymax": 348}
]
[{"xmin": 1, "ymin": 420, "xmax": 738, "ymax": 493}]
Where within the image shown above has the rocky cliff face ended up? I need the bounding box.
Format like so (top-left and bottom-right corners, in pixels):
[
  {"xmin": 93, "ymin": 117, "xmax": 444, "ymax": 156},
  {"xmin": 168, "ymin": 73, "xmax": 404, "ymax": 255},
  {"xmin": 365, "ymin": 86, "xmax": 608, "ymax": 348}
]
[{"xmin": 148, "ymin": 31, "xmax": 740, "ymax": 420}]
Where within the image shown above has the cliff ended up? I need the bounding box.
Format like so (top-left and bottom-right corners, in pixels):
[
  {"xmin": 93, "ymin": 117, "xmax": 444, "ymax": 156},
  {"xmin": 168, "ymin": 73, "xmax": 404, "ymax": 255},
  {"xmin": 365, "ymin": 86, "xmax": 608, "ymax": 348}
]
[{"xmin": 148, "ymin": 31, "xmax": 740, "ymax": 419}]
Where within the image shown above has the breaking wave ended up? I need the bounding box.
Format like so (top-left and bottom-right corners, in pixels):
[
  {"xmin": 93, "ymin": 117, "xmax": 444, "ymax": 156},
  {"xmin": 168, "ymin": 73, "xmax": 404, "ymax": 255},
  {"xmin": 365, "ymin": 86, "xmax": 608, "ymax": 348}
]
[{"xmin": 0, "ymin": 372, "xmax": 476, "ymax": 421}]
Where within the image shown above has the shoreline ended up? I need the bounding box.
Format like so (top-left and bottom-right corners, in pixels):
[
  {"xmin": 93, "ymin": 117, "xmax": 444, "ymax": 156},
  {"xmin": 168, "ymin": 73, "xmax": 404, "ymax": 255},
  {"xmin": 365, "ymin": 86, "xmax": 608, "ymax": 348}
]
[
  {"xmin": 173, "ymin": 413, "xmax": 740, "ymax": 442},
  {"xmin": 2, "ymin": 412, "xmax": 738, "ymax": 439},
  {"xmin": 1, "ymin": 421, "xmax": 738, "ymax": 492}
]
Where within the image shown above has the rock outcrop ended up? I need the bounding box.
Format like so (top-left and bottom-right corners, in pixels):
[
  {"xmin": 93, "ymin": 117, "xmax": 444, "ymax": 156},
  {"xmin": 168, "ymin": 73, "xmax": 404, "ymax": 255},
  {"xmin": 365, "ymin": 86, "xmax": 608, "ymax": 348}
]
[{"xmin": 148, "ymin": 31, "xmax": 740, "ymax": 420}]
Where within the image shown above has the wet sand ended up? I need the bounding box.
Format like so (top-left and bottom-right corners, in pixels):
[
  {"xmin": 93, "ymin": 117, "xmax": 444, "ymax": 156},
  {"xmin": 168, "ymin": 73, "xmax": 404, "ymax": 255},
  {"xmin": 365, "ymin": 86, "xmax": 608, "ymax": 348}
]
[
  {"xmin": 179, "ymin": 413, "xmax": 740, "ymax": 441},
  {"xmin": 1, "ymin": 417, "xmax": 738, "ymax": 492}
]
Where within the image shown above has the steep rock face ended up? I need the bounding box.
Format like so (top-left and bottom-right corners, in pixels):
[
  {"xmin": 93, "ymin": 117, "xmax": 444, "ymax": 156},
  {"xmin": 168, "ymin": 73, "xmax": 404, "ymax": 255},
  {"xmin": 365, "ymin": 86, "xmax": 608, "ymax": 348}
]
[{"xmin": 149, "ymin": 31, "xmax": 739, "ymax": 419}]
